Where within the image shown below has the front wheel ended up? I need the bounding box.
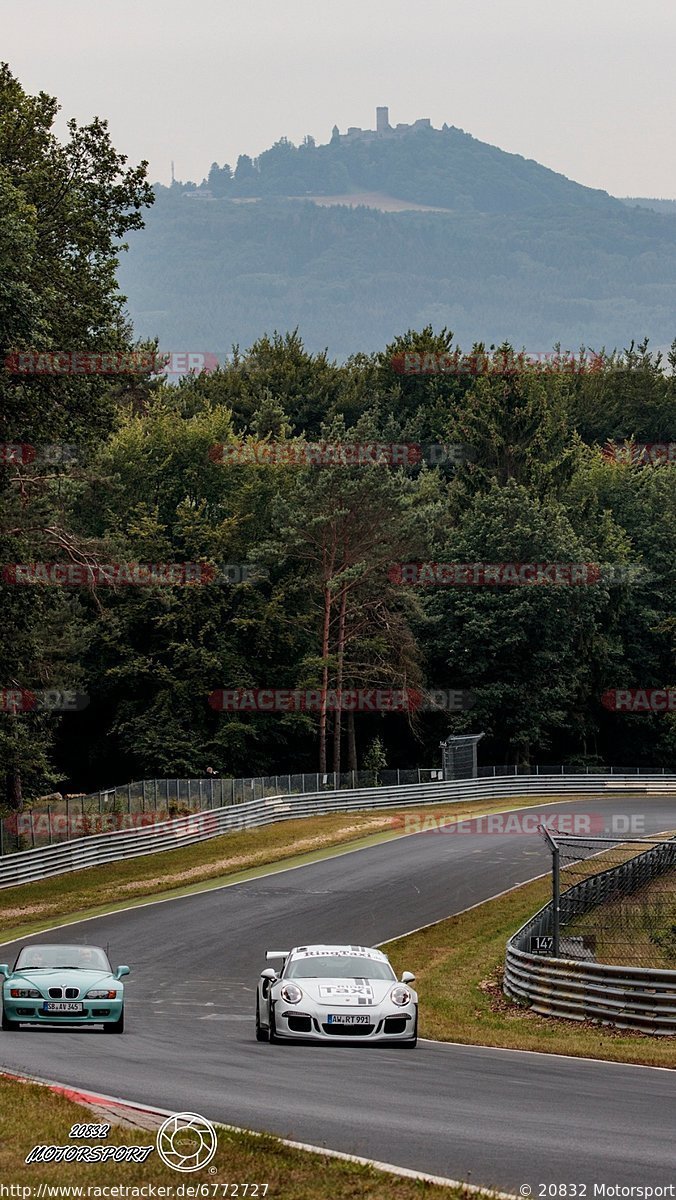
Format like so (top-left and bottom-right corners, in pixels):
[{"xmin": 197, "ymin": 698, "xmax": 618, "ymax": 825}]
[
  {"xmin": 1, "ymin": 1007, "xmax": 18, "ymax": 1031},
  {"xmin": 103, "ymin": 1010, "xmax": 124, "ymax": 1034},
  {"xmin": 255, "ymin": 996, "xmax": 269, "ymax": 1042}
]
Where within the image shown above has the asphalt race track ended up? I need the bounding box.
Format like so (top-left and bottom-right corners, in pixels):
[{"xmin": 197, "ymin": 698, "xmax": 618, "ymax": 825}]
[{"xmin": 1, "ymin": 797, "xmax": 675, "ymax": 1191}]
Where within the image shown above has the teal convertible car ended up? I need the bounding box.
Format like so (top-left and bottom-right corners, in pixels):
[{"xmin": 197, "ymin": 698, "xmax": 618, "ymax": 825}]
[{"xmin": 0, "ymin": 944, "xmax": 129, "ymax": 1033}]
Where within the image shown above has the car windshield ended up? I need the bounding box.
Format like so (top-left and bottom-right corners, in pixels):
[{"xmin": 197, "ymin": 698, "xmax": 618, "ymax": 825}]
[
  {"xmin": 285, "ymin": 954, "xmax": 396, "ymax": 980},
  {"xmin": 14, "ymin": 945, "xmax": 111, "ymax": 972}
]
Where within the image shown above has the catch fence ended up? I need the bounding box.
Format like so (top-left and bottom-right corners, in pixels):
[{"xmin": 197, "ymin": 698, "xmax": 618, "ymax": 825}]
[
  {"xmin": 1, "ymin": 764, "xmax": 669, "ymax": 855},
  {"xmin": 504, "ymin": 828, "xmax": 676, "ymax": 1032}
]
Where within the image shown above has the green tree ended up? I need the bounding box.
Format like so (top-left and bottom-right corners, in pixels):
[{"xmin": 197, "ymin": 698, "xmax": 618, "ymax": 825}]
[{"xmin": 0, "ymin": 65, "xmax": 153, "ymax": 805}]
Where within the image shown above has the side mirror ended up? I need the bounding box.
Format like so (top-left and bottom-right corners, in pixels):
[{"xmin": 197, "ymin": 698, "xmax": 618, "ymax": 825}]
[
  {"xmin": 260, "ymin": 968, "xmax": 277, "ymax": 981},
  {"xmin": 0, "ymin": 964, "xmax": 9, "ymax": 978},
  {"xmin": 401, "ymin": 971, "xmax": 416, "ymax": 984},
  {"xmin": 115, "ymin": 966, "xmax": 130, "ymax": 980}
]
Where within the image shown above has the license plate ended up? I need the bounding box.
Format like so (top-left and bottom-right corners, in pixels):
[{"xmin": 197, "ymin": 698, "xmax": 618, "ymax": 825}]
[
  {"xmin": 327, "ymin": 1014, "xmax": 369, "ymax": 1025},
  {"xmin": 43, "ymin": 1002, "xmax": 83, "ymax": 1014}
]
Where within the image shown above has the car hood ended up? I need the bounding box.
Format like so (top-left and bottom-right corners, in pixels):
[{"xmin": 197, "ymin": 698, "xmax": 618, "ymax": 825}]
[
  {"xmin": 6, "ymin": 969, "xmax": 118, "ymax": 990},
  {"xmin": 289, "ymin": 977, "xmax": 397, "ymax": 1007}
]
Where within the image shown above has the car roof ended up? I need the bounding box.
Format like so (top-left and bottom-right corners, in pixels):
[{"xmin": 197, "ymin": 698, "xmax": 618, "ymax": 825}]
[{"xmin": 288, "ymin": 944, "xmax": 389, "ymax": 961}]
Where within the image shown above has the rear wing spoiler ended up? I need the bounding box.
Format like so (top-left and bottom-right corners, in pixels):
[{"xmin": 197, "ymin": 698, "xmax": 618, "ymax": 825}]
[{"xmin": 265, "ymin": 950, "xmax": 289, "ymax": 962}]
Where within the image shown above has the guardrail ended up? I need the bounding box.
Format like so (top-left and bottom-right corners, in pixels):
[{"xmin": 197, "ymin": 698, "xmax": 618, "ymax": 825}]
[
  {"xmin": 1, "ymin": 772, "xmax": 674, "ymax": 890},
  {"xmin": 8, "ymin": 764, "xmax": 671, "ymax": 855},
  {"xmin": 504, "ymin": 834, "xmax": 676, "ymax": 1034}
]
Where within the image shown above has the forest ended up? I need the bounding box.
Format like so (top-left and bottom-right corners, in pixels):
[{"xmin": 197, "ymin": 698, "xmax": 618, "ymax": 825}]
[{"xmin": 1, "ymin": 65, "xmax": 675, "ymax": 806}]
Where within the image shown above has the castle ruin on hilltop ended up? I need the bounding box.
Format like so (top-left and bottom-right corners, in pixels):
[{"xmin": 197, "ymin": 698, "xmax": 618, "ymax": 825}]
[{"xmin": 331, "ymin": 106, "xmax": 432, "ymax": 143}]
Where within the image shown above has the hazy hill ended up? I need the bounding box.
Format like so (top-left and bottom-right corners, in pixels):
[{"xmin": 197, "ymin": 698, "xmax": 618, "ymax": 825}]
[{"xmin": 117, "ymin": 125, "xmax": 676, "ymax": 359}]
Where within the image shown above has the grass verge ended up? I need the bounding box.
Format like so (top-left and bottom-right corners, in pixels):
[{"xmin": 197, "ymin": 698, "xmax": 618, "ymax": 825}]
[
  {"xmin": 384, "ymin": 873, "xmax": 676, "ymax": 1068},
  {"xmin": 0, "ymin": 1075, "xmax": 489, "ymax": 1198},
  {"xmin": 0, "ymin": 794, "xmax": 577, "ymax": 943}
]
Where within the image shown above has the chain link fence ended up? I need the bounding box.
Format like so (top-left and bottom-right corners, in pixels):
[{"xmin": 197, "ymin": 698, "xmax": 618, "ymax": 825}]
[
  {"xmin": 544, "ymin": 831, "xmax": 676, "ymax": 968},
  {"xmin": 1, "ymin": 763, "xmax": 670, "ymax": 857},
  {"xmin": 0, "ymin": 768, "xmax": 450, "ymax": 855}
]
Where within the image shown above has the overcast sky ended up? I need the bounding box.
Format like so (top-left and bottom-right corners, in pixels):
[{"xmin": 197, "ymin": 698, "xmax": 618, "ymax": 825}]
[{"xmin": 4, "ymin": 0, "xmax": 676, "ymax": 197}]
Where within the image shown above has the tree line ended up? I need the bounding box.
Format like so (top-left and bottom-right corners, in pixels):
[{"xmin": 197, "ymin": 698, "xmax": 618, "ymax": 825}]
[{"xmin": 1, "ymin": 66, "xmax": 675, "ymax": 807}]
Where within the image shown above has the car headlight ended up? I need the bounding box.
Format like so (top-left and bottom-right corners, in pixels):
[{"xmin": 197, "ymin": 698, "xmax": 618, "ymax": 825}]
[
  {"xmin": 85, "ymin": 989, "xmax": 118, "ymax": 999},
  {"xmin": 280, "ymin": 982, "xmax": 302, "ymax": 1004},
  {"xmin": 10, "ymin": 988, "xmax": 40, "ymax": 998},
  {"xmin": 390, "ymin": 986, "xmax": 412, "ymax": 1007}
]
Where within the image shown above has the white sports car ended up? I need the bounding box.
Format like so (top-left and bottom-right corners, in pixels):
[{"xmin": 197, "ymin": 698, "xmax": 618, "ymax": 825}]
[{"xmin": 255, "ymin": 943, "xmax": 418, "ymax": 1047}]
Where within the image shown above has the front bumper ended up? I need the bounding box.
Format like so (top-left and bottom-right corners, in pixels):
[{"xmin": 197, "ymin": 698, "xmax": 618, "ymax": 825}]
[
  {"xmin": 273, "ymin": 1001, "xmax": 417, "ymax": 1042},
  {"xmin": 3, "ymin": 998, "xmax": 123, "ymax": 1025}
]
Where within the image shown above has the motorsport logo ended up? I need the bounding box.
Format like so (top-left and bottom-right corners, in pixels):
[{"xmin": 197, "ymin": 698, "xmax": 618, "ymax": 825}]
[
  {"xmin": 24, "ymin": 1112, "xmax": 218, "ymax": 1171},
  {"xmin": 156, "ymin": 1112, "xmax": 218, "ymax": 1172}
]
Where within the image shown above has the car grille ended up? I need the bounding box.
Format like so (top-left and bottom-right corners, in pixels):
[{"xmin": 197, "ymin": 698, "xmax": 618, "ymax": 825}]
[
  {"xmin": 48, "ymin": 986, "xmax": 79, "ymax": 999},
  {"xmin": 321, "ymin": 1023, "xmax": 375, "ymax": 1036},
  {"xmin": 48, "ymin": 987, "xmax": 62, "ymax": 998}
]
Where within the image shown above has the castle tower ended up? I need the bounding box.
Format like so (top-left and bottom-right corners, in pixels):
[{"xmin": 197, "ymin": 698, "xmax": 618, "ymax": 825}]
[{"xmin": 376, "ymin": 106, "xmax": 390, "ymax": 134}]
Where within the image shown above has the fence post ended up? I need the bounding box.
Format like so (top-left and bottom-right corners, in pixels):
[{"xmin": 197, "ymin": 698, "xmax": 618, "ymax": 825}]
[
  {"xmin": 540, "ymin": 825, "xmax": 560, "ymax": 957},
  {"xmin": 46, "ymin": 805, "xmax": 50, "ymax": 846},
  {"xmin": 127, "ymin": 785, "xmax": 131, "ymax": 813},
  {"xmin": 142, "ymin": 780, "xmax": 146, "ymax": 812},
  {"xmin": 552, "ymin": 841, "xmax": 560, "ymax": 957}
]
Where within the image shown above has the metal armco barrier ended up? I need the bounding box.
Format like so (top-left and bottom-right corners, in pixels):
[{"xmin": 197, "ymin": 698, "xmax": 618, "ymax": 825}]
[
  {"xmin": 1, "ymin": 772, "xmax": 674, "ymax": 890},
  {"xmin": 504, "ymin": 834, "xmax": 676, "ymax": 1034}
]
